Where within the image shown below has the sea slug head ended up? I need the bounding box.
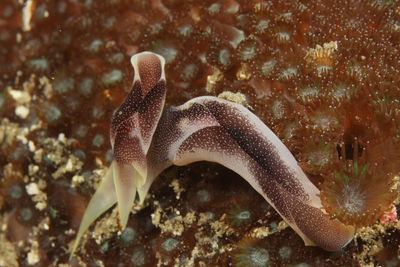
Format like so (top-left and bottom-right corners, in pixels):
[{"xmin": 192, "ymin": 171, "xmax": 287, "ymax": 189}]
[
  {"xmin": 109, "ymin": 51, "xmax": 166, "ymax": 228},
  {"xmin": 70, "ymin": 52, "xmax": 166, "ymax": 257}
]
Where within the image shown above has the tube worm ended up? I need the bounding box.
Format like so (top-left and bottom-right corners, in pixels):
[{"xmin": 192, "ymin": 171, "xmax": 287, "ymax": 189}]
[{"xmin": 71, "ymin": 52, "xmax": 354, "ymax": 257}]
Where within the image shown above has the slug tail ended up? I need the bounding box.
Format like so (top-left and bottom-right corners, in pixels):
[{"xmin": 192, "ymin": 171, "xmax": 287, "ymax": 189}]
[
  {"xmin": 113, "ymin": 162, "xmax": 140, "ymax": 229},
  {"xmin": 70, "ymin": 162, "xmax": 117, "ymax": 258}
]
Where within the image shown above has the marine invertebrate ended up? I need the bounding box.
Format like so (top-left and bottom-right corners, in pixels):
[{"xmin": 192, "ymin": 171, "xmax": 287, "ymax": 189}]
[
  {"xmin": 234, "ymin": 245, "xmax": 270, "ymax": 267},
  {"xmin": 147, "ymin": 95, "xmax": 354, "ymax": 251},
  {"xmin": 304, "ymin": 41, "xmax": 338, "ymax": 76},
  {"xmin": 320, "ymin": 160, "xmax": 397, "ymax": 227},
  {"xmin": 2, "ymin": 0, "xmax": 400, "ymax": 265},
  {"xmin": 71, "ymin": 51, "xmax": 355, "ymax": 257},
  {"xmin": 319, "ymin": 108, "xmax": 400, "ymax": 226},
  {"xmin": 71, "ymin": 51, "xmax": 166, "ymax": 255},
  {"xmin": 228, "ymin": 206, "xmax": 252, "ymax": 226}
]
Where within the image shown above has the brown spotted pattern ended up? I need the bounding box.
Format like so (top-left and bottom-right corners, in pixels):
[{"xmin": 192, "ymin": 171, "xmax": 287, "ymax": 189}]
[
  {"xmin": 74, "ymin": 52, "xmax": 354, "ymax": 256},
  {"xmin": 136, "ymin": 53, "xmax": 163, "ymax": 95},
  {"xmin": 147, "ymin": 96, "xmax": 354, "ymax": 251},
  {"xmin": 204, "ymin": 99, "xmax": 309, "ymax": 201},
  {"xmin": 111, "ymin": 53, "xmax": 166, "ymax": 165},
  {"xmin": 71, "ymin": 52, "xmax": 167, "ymax": 256}
]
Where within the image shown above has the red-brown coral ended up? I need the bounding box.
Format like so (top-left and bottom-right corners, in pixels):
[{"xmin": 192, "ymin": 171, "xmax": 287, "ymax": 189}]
[{"xmin": 319, "ymin": 97, "xmax": 400, "ymax": 227}]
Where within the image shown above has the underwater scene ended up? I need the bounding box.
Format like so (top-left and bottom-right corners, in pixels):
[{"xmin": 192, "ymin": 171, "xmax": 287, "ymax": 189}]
[{"xmin": 0, "ymin": 0, "xmax": 399, "ymax": 266}]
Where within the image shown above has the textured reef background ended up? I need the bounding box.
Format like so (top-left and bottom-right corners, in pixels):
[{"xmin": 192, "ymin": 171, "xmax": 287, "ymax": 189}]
[{"xmin": 1, "ymin": 0, "xmax": 400, "ymax": 266}]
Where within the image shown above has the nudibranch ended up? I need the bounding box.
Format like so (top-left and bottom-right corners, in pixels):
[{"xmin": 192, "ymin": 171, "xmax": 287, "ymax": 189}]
[
  {"xmin": 71, "ymin": 52, "xmax": 354, "ymax": 256},
  {"xmin": 71, "ymin": 52, "xmax": 166, "ymax": 255}
]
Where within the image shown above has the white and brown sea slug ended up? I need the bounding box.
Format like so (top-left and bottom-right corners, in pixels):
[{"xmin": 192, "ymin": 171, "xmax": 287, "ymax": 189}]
[{"xmin": 71, "ymin": 51, "xmax": 354, "ymax": 257}]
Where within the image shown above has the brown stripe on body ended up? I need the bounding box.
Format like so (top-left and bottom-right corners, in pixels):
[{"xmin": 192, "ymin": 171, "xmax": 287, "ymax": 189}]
[
  {"xmin": 150, "ymin": 99, "xmax": 305, "ymax": 215},
  {"xmin": 170, "ymin": 122, "xmax": 296, "ymax": 227},
  {"xmin": 248, "ymin": 158, "xmax": 354, "ymax": 250},
  {"xmin": 203, "ymin": 99, "xmax": 309, "ymax": 201},
  {"xmin": 137, "ymin": 80, "xmax": 166, "ymax": 147},
  {"xmin": 147, "ymin": 96, "xmax": 354, "ymax": 251},
  {"xmin": 111, "ymin": 52, "xmax": 164, "ymax": 136},
  {"xmin": 111, "ymin": 52, "xmax": 166, "ymax": 164},
  {"xmin": 150, "ymin": 98, "xmax": 309, "ymax": 205},
  {"xmin": 149, "ymin": 101, "xmax": 220, "ymax": 164},
  {"xmin": 112, "ymin": 113, "xmax": 145, "ymax": 166},
  {"xmin": 110, "ymin": 80, "xmax": 143, "ymax": 144},
  {"xmin": 283, "ymin": 189, "xmax": 354, "ymax": 251},
  {"xmin": 174, "ymin": 126, "xmax": 242, "ymax": 165}
]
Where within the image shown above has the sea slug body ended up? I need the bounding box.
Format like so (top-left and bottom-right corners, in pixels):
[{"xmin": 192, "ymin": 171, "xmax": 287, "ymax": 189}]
[{"xmin": 71, "ymin": 52, "xmax": 354, "ymax": 257}]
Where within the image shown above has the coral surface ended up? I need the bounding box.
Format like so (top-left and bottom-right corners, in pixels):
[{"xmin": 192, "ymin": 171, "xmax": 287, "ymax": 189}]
[{"xmin": 0, "ymin": 0, "xmax": 399, "ymax": 266}]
